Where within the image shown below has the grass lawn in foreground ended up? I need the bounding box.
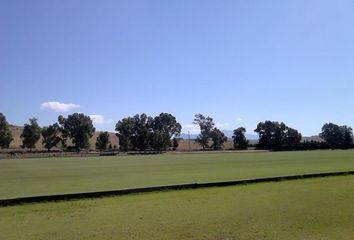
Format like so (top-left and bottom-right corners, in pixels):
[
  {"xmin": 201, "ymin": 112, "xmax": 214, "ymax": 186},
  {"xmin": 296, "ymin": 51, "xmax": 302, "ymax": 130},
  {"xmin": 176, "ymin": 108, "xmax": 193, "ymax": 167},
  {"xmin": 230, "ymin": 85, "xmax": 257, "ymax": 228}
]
[
  {"xmin": 0, "ymin": 150, "xmax": 353, "ymax": 199},
  {"xmin": 1, "ymin": 175, "xmax": 353, "ymax": 240}
]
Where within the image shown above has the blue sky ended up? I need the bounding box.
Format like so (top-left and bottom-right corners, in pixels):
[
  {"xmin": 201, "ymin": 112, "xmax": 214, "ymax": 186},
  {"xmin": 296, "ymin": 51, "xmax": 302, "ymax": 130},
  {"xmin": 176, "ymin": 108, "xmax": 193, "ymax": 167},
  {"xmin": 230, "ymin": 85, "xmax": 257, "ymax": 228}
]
[{"xmin": 1, "ymin": 0, "xmax": 354, "ymax": 136}]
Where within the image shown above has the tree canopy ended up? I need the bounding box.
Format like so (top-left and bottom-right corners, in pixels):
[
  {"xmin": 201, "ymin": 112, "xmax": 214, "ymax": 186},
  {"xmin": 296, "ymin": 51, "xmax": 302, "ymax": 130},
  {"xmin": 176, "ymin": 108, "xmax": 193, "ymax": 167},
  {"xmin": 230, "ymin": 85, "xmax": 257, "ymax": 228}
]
[
  {"xmin": 210, "ymin": 128, "xmax": 227, "ymax": 150},
  {"xmin": 41, "ymin": 123, "xmax": 62, "ymax": 151},
  {"xmin": 21, "ymin": 118, "xmax": 41, "ymax": 150},
  {"xmin": 115, "ymin": 113, "xmax": 181, "ymax": 152},
  {"xmin": 151, "ymin": 113, "xmax": 182, "ymax": 151},
  {"xmin": 320, "ymin": 123, "xmax": 353, "ymax": 149},
  {"xmin": 115, "ymin": 117, "xmax": 135, "ymax": 152},
  {"xmin": 232, "ymin": 127, "xmax": 248, "ymax": 149},
  {"xmin": 96, "ymin": 131, "xmax": 110, "ymax": 152},
  {"xmin": 58, "ymin": 113, "xmax": 95, "ymax": 150},
  {"xmin": 193, "ymin": 114, "xmax": 215, "ymax": 150},
  {"xmin": 0, "ymin": 113, "xmax": 13, "ymax": 149},
  {"xmin": 193, "ymin": 114, "xmax": 230, "ymax": 150},
  {"xmin": 254, "ymin": 121, "xmax": 302, "ymax": 150}
]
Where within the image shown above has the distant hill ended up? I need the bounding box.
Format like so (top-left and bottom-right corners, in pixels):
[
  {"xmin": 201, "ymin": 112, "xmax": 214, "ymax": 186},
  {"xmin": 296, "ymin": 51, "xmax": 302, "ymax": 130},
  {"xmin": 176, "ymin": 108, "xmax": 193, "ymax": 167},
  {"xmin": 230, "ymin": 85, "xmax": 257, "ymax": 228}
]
[
  {"xmin": 302, "ymin": 136, "xmax": 324, "ymax": 142},
  {"xmin": 179, "ymin": 131, "xmax": 324, "ymax": 146},
  {"xmin": 222, "ymin": 130, "xmax": 259, "ymax": 140},
  {"xmin": 7, "ymin": 126, "xmax": 119, "ymax": 150},
  {"xmin": 6, "ymin": 125, "xmax": 324, "ymax": 151},
  {"xmin": 179, "ymin": 130, "xmax": 259, "ymax": 140}
]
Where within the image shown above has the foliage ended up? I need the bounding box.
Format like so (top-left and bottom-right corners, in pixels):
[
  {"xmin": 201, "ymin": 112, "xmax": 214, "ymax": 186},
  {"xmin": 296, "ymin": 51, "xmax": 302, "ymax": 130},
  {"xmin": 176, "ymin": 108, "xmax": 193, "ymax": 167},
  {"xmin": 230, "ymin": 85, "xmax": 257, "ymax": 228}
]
[
  {"xmin": 283, "ymin": 127, "xmax": 302, "ymax": 149},
  {"xmin": 115, "ymin": 117, "xmax": 135, "ymax": 152},
  {"xmin": 151, "ymin": 113, "xmax": 182, "ymax": 151},
  {"xmin": 21, "ymin": 118, "xmax": 41, "ymax": 150},
  {"xmin": 172, "ymin": 138, "xmax": 179, "ymax": 150},
  {"xmin": 254, "ymin": 121, "xmax": 302, "ymax": 150},
  {"xmin": 193, "ymin": 114, "xmax": 215, "ymax": 150},
  {"xmin": 131, "ymin": 113, "xmax": 153, "ymax": 151},
  {"xmin": 320, "ymin": 123, "xmax": 353, "ymax": 149},
  {"xmin": 210, "ymin": 128, "xmax": 228, "ymax": 150},
  {"xmin": 132, "ymin": 113, "xmax": 153, "ymax": 151},
  {"xmin": 115, "ymin": 113, "xmax": 181, "ymax": 152},
  {"xmin": 41, "ymin": 123, "xmax": 62, "ymax": 151},
  {"xmin": 58, "ymin": 113, "xmax": 95, "ymax": 150},
  {"xmin": 232, "ymin": 127, "xmax": 249, "ymax": 149},
  {"xmin": 0, "ymin": 113, "xmax": 13, "ymax": 149},
  {"xmin": 96, "ymin": 131, "xmax": 110, "ymax": 151}
]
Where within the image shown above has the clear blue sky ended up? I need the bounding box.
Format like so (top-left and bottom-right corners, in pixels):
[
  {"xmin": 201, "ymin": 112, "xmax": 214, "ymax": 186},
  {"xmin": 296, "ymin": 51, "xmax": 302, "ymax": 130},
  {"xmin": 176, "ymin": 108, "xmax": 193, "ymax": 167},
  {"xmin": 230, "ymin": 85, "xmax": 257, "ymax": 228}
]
[{"xmin": 1, "ymin": 0, "xmax": 354, "ymax": 136}]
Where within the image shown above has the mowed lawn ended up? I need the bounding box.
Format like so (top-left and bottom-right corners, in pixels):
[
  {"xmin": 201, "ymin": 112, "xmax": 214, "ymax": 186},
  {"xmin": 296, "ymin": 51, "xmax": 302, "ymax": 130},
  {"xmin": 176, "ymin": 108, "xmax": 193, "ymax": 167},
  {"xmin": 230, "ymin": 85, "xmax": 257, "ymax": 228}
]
[
  {"xmin": 1, "ymin": 175, "xmax": 353, "ymax": 240},
  {"xmin": 0, "ymin": 150, "xmax": 354, "ymax": 199}
]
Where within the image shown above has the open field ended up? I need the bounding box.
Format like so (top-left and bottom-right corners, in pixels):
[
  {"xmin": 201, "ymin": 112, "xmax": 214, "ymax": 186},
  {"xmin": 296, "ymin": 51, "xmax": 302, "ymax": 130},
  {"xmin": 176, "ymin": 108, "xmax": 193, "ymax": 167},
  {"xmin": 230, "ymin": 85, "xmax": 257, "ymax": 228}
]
[
  {"xmin": 1, "ymin": 175, "xmax": 353, "ymax": 240},
  {"xmin": 1, "ymin": 150, "xmax": 353, "ymax": 199}
]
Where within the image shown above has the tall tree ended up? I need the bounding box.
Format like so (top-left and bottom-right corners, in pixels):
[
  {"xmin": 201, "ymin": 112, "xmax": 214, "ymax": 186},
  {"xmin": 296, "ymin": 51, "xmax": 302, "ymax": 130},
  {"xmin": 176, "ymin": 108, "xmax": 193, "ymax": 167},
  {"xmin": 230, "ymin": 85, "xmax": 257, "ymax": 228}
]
[
  {"xmin": 151, "ymin": 113, "xmax": 182, "ymax": 151},
  {"xmin": 132, "ymin": 113, "xmax": 154, "ymax": 151},
  {"xmin": 116, "ymin": 113, "xmax": 182, "ymax": 152},
  {"xmin": 115, "ymin": 114, "xmax": 153, "ymax": 151},
  {"xmin": 283, "ymin": 127, "xmax": 302, "ymax": 148},
  {"xmin": 115, "ymin": 117, "xmax": 135, "ymax": 152},
  {"xmin": 340, "ymin": 125, "xmax": 354, "ymax": 148},
  {"xmin": 254, "ymin": 121, "xmax": 276, "ymax": 149},
  {"xmin": 320, "ymin": 123, "xmax": 353, "ymax": 148},
  {"xmin": 21, "ymin": 118, "xmax": 41, "ymax": 151},
  {"xmin": 96, "ymin": 131, "xmax": 110, "ymax": 152},
  {"xmin": 232, "ymin": 127, "xmax": 249, "ymax": 149},
  {"xmin": 210, "ymin": 128, "xmax": 227, "ymax": 150},
  {"xmin": 254, "ymin": 121, "xmax": 301, "ymax": 150},
  {"xmin": 58, "ymin": 113, "xmax": 95, "ymax": 150},
  {"xmin": 41, "ymin": 123, "xmax": 62, "ymax": 151},
  {"xmin": 320, "ymin": 123, "xmax": 341, "ymax": 148},
  {"xmin": 193, "ymin": 114, "xmax": 215, "ymax": 150},
  {"xmin": 0, "ymin": 113, "xmax": 13, "ymax": 149}
]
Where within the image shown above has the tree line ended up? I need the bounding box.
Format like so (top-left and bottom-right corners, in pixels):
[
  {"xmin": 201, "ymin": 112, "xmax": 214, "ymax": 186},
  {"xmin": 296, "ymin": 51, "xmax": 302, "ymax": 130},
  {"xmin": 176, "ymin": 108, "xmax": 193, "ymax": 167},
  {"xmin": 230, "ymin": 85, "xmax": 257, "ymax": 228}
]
[
  {"xmin": 0, "ymin": 112, "xmax": 353, "ymax": 152},
  {"xmin": 115, "ymin": 113, "xmax": 181, "ymax": 152}
]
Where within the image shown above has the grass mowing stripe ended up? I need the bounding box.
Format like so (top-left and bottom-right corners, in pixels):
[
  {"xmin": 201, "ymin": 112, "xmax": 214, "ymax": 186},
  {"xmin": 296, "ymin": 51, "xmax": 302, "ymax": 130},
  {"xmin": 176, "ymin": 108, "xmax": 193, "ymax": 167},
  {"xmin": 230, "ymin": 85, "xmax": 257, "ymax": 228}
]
[
  {"xmin": 1, "ymin": 170, "xmax": 353, "ymax": 206},
  {"xmin": 1, "ymin": 150, "xmax": 354, "ymax": 199},
  {"xmin": 1, "ymin": 175, "xmax": 353, "ymax": 240}
]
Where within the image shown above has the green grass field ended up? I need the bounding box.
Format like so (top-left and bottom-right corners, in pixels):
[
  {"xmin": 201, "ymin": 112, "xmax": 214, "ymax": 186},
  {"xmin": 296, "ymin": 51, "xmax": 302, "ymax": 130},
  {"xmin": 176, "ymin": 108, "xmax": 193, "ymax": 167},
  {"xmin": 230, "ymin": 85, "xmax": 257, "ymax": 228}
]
[
  {"xmin": 1, "ymin": 175, "xmax": 353, "ymax": 240},
  {"xmin": 0, "ymin": 150, "xmax": 354, "ymax": 199}
]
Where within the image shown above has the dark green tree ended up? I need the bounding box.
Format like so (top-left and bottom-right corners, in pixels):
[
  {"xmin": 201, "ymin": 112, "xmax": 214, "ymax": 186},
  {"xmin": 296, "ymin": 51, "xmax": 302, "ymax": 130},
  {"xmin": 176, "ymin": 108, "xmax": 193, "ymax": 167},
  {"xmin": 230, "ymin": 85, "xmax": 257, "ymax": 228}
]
[
  {"xmin": 254, "ymin": 121, "xmax": 276, "ymax": 149},
  {"xmin": 58, "ymin": 113, "xmax": 95, "ymax": 150},
  {"xmin": 341, "ymin": 125, "xmax": 353, "ymax": 148},
  {"xmin": 41, "ymin": 123, "xmax": 62, "ymax": 151},
  {"xmin": 283, "ymin": 127, "xmax": 302, "ymax": 148},
  {"xmin": 172, "ymin": 138, "xmax": 179, "ymax": 150},
  {"xmin": 151, "ymin": 113, "xmax": 182, "ymax": 151},
  {"xmin": 115, "ymin": 114, "xmax": 153, "ymax": 151},
  {"xmin": 149, "ymin": 130, "xmax": 164, "ymax": 152},
  {"xmin": 210, "ymin": 128, "xmax": 227, "ymax": 150},
  {"xmin": 132, "ymin": 113, "xmax": 154, "ymax": 151},
  {"xmin": 21, "ymin": 118, "xmax": 41, "ymax": 151},
  {"xmin": 115, "ymin": 117, "xmax": 135, "ymax": 152},
  {"xmin": 0, "ymin": 113, "xmax": 13, "ymax": 149},
  {"xmin": 254, "ymin": 121, "xmax": 301, "ymax": 150},
  {"xmin": 193, "ymin": 114, "xmax": 215, "ymax": 150},
  {"xmin": 232, "ymin": 127, "xmax": 249, "ymax": 149},
  {"xmin": 96, "ymin": 131, "xmax": 110, "ymax": 152},
  {"xmin": 320, "ymin": 123, "xmax": 353, "ymax": 148},
  {"xmin": 116, "ymin": 113, "xmax": 181, "ymax": 152},
  {"xmin": 320, "ymin": 123, "xmax": 341, "ymax": 148}
]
